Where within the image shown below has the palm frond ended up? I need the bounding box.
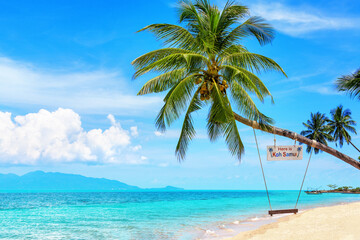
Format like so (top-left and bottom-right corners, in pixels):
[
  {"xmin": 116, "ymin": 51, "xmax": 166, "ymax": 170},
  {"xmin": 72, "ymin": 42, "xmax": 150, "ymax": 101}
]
[
  {"xmin": 132, "ymin": 48, "xmax": 193, "ymax": 70},
  {"xmin": 336, "ymin": 69, "xmax": 360, "ymax": 100},
  {"xmin": 222, "ymin": 52, "xmax": 287, "ymax": 76},
  {"xmin": 208, "ymin": 79, "xmax": 233, "ymax": 124},
  {"xmin": 207, "ymin": 94, "xmax": 244, "ymax": 160},
  {"xmin": 344, "ymin": 125, "xmax": 357, "ymax": 134},
  {"xmin": 138, "ymin": 24, "xmax": 197, "ymax": 49},
  {"xmin": 207, "ymin": 118, "xmax": 222, "ymax": 142},
  {"xmin": 222, "ymin": 64, "xmax": 272, "ymax": 102},
  {"xmin": 221, "ymin": 16, "xmax": 274, "ymax": 48},
  {"xmin": 218, "ymin": 44, "xmax": 247, "ymax": 59},
  {"xmin": 222, "ymin": 113, "xmax": 244, "ymax": 160},
  {"xmin": 206, "ymin": 79, "xmax": 233, "ymax": 141},
  {"xmin": 175, "ymin": 87, "xmax": 204, "ymax": 161},
  {"xmin": 155, "ymin": 73, "xmax": 197, "ymax": 131},
  {"xmin": 178, "ymin": 0, "xmax": 204, "ymax": 36},
  {"xmin": 134, "ymin": 52, "xmax": 208, "ymax": 78},
  {"xmin": 137, "ymin": 68, "xmax": 187, "ymax": 95},
  {"xmin": 218, "ymin": 1, "xmax": 249, "ymax": 33},
  {"xmin": 229, "ymin": 81, "xmax": 273, "ymax": 126}
]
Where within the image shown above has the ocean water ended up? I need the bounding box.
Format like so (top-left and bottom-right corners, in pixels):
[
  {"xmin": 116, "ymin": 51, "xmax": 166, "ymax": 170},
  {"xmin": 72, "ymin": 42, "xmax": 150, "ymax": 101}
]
[{"xmin": 0, "ymin": 191, "xmax": 359, "ymax": 239}]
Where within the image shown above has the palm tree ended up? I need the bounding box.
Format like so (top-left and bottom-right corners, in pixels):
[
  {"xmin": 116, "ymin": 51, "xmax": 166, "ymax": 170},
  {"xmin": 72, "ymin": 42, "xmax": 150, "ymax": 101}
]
[
  {"xmin": 133, "ymin": 0, "xmax": 285, "ymax": 161},
  {"xmin": 327, "ymin": 105, "xmax": 359, "ymax": 153},
  {"xmin": 132, "ymin": 0, "xmax": 360, "ymax": 170},
  {"xmin": 327, "ymin": 184, "xmax": 337, "ymax": 190},
  {"xmin": 300, "ymin": 112, "xmax": 333, "ymax": 154},
  {"xmin": 336, "ymin": 68, "xmax": 360, "ymax": 100}
]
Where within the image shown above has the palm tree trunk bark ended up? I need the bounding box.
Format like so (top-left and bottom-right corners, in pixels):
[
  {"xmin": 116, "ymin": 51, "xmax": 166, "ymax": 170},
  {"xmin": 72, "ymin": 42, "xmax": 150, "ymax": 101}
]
[
  {"xmin": 233, "ymin": 112, "xmax": 360, "ymax": 170},
  {"xmin": 349, "ymin": 141, "xmax": 360, "ymax": 153}
]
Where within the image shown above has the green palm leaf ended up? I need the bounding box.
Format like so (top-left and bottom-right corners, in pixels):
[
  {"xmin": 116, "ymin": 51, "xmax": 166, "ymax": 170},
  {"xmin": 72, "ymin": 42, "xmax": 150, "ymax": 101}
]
[
  {"xmin": 221, "ymin": 16, "xmax": 274, "ymax": 48},
  {"xmin": 222, "ymin": 52, "xmax": 287, "ymax": 75},
  {"xmin": 138, "ymin": 24, "xmax": 197, "ymax": 49},
  {"xmin": 222, "ymin": 115, "xmax": 244, "ymax": 160},
  {"xmin": 155, "ymin": 73, "xmax": 198, "ymax": 131},
  {"xmin": 222, "ymin": 64, "xmax": 273, "ymax": 102},
  {"xmin": 208, "ymin": 79, "xmax": 233, "ymax": 124},
  {"xmin": 176, "ymin": 87, "xmax": 204, "ymax": 160},
  {"xmin": 132, "ymin": 48, "xmax": 193, "ymax": 70},
  {"xmin": 137, "ymin": 68, "xmax": 187, "ymax": 95},
  {"xmin": 229, "ymin": 81, "xmax": 273, "ymax": 126},
  {"xmin": 133, "ymin": 52, "xmax": 208, "ymax": 78},
  {"xmin": 336, "ymin": 69, "xmax": 360, "ymax": 100}
]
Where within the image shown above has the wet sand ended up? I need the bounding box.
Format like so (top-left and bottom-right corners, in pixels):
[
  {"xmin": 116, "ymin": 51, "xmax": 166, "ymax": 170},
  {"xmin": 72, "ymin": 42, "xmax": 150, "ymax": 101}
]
[{"xmin": 224, "ymin": 201, "xmax": 360, "ymax": 240}]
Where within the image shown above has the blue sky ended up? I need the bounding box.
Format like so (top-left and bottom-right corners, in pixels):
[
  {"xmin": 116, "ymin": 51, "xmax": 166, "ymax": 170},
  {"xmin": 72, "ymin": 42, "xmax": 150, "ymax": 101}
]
[{"xmin": 0, "ymin": 0, "xmax": 359, "ymax": 190}]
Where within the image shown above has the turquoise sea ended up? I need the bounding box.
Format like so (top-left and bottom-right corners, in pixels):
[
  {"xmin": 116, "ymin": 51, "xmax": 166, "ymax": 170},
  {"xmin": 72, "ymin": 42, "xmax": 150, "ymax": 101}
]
[{"xmin": 0, "ymin": 191, "xmax": 359, "ymax": 239}]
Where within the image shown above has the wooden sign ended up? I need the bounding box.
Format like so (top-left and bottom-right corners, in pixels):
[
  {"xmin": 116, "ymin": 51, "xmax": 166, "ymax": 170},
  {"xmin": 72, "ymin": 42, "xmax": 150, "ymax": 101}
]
[{"xmin": 267, "ymin": 145, "xmax": 303, "ymax": 161}]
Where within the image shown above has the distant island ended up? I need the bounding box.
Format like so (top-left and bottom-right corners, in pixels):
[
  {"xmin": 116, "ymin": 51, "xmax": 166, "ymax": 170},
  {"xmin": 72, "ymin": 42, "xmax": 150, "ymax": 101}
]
[
  {"xmin": 0, "ymin": 171, "xmax": 184, "ymax": 191},
  {"xmin": 305, "ymin": 184, "xmax": 360, "ymax": 194}
]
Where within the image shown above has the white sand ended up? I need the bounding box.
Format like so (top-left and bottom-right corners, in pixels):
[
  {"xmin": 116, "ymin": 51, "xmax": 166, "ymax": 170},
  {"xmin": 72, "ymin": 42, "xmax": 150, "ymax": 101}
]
[{"xmin": 224, "ymin": 201, "xmax": 360, "ymax": 240}]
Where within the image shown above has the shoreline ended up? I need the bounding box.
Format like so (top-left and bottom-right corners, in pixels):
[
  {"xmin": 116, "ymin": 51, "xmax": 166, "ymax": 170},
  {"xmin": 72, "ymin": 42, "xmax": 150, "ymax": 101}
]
[
  {"xmin": 195, "ymin": 211, "xmax": 287, "ymax": 239},
  {"xmin": 222, "ymin": 201, "xmax": 360, "ymax": 240},
  {"xmin": 193, "ymin": 199, "xmax": 360, "ymax": 240}
]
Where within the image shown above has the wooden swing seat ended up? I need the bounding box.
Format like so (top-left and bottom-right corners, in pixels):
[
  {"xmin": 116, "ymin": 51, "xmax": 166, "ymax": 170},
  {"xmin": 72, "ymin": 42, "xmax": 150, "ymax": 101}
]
[{"xmin": 269, "ymin": 208, "xmax": 298, "ymax": 216}]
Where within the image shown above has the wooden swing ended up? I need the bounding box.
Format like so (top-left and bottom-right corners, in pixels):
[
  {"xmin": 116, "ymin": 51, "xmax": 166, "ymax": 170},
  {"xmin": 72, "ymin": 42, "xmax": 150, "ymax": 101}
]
[{"xmin": 252, "ymin": 128, "xmax": 313, "ymax": 216}]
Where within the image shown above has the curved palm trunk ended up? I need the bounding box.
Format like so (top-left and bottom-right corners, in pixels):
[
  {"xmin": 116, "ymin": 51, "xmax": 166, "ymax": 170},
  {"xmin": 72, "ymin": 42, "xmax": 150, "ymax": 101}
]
[
  {"xmin": 349, "ymin": 141, "xmax": 360, "ymax": 153},
  {"xmin": 233, "ymin": 112, "xmax": 360, "ymax": 170}
]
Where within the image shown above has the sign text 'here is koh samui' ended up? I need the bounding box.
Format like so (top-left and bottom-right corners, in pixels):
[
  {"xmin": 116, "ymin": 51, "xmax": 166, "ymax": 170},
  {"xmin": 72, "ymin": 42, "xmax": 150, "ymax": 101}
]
[{"xmin": 267, "ymin": 145, "xmax": 303, "ymax": 161}]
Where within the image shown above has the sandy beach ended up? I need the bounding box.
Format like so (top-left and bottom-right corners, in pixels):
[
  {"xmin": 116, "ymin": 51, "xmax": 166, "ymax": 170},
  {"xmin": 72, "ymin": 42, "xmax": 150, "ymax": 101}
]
[{"xmin": 225, "ymin": 201, "xmax": 360, "ymax": 240}]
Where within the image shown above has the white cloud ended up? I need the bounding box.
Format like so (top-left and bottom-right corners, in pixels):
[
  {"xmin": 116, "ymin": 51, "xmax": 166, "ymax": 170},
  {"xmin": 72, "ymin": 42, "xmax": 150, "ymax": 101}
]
[
  {"xmin": 154, "ymin": 129, "xmax": 208, "ymax": 139},
  {"xmin": 131, "ymin": 145, "xmax": 142, "ymax": 151},
  {"xmin": 130, "ymin": 126, "xmax": 138, "ymax": 137},
  {"xmin": 302, "ymin": 84, "xmax": 339, "ymax": 95},
  {"xmin": 0, "ymin": 108, "xmax": 147, "ymax": 165},
  {"xmin": 0, "ymin": 57, "xmax": 162, "ymax": 115},
  {"xmin": 107, "ymin": 114, "xmax": 117, "ymax": 126},
  {"xmin": 250, "ymin": 2, "xmax": 360, "ymax": 36},
  {"xmin": 154, "ymin": 131, "xmax": 164, "ymax": 136},
  {"xmin": 158, "ymin": 162, "xmax": 170, "ymax": 167}
]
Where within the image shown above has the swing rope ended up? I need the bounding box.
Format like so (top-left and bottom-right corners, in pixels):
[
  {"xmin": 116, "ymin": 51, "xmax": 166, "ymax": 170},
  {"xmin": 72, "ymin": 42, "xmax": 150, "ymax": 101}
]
[
  {"xmin": 253, "ymin": 128, "xmax": 314, "ymax": 214},
  {"xmin": 253, "ymin": 128, "xmax": 272, "ymax": 211},
  {"xmin": 295, "ymin": 148, "xmax": 313, "ymax": 209}
]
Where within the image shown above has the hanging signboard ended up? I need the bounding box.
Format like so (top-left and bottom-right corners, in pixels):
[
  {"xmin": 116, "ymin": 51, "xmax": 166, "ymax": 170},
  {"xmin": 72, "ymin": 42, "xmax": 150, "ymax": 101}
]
[{"xmin": 267, "ymin": 145, "xmax": 303, "ymax": 161}]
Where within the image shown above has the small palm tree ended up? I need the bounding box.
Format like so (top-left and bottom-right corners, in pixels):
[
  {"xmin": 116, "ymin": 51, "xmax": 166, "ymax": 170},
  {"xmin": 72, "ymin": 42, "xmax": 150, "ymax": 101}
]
[
  {"xmin": 132, "ymin": 0, "xmax": 286, "ymax": 161},
  {"xmin": 336, "ymin": 68, "xmax": 360, "ymax": 100},
  {"xmin": 300, "ymin": 112, "xmax": 333, "ymax": 154},
  {"xmin": 327, "ymin": 184, "xmax": 337, "ymax": 190},
  {"xmin": 327, "ymin": 105, "xmax": 359, "ymax": 153}
]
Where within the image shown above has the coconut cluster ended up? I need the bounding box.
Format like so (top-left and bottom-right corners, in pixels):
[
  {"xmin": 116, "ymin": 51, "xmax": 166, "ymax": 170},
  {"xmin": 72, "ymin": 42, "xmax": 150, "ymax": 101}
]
[{"xmin": 195, "ymin": 77, "xmax": 229, "ymax": 101}]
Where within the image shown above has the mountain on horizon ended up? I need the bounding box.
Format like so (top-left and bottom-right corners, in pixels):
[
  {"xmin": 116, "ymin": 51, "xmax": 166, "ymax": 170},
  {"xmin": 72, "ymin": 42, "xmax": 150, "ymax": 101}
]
[{"xmin": 0, "ymin": 171, "xmax": 184, "ymax": 191}]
